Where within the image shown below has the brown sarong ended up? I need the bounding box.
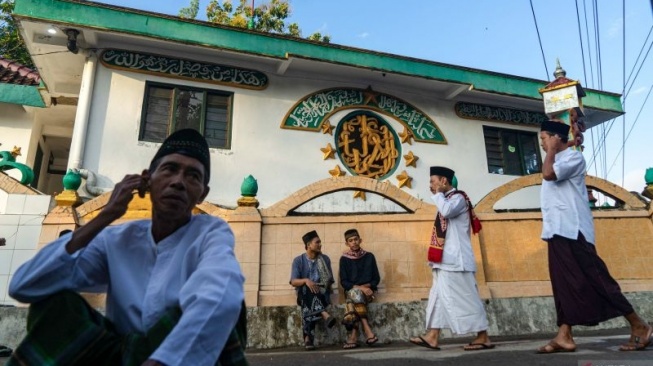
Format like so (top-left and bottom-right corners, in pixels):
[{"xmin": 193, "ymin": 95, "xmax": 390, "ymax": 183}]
[{"xmin": 547, "ymin": 232, "xmax": 634, "ymax": 327}]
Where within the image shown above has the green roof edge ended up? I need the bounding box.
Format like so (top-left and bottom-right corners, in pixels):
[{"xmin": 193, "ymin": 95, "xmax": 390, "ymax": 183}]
[
  {"xmin": 0, "ymin": 83, "xmax": 46, "ymax": 107},
  {"xmin": 13, "ymin": 0, "xmax": 622, "ymax": 113}
]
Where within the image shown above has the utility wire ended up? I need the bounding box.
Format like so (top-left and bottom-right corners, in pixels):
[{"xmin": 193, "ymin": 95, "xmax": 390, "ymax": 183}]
[
  {"xmin": 624, "ymin": 26, "xmax": 653, "ymax": 93},
  {"xmin": 621, "ymin": 0, "xmax": 625, "ymax": 187},
  {"xmin": 575, "ymin": 0, "xmax": 589, "ymax": 85},
  {"xmin": 583, "ymin": 0, "xmax": 595, "ymax": 88},
  {"xmin": 607, "ymin": 84, "xmax": 653, "ymax": 176},
  {"xmin": 588, "ymin": 33, "xmax": 653, "ymax": 172},
  {"xmin": 529, "ymin": 0, "xmax": 550, "ymax": 80}
]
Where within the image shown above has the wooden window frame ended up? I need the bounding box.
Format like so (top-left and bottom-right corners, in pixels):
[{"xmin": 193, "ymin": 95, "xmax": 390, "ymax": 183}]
[
  {"xmin": 482, "ymin": 126, "xmax": 542, "ymax": 176},
  {"xmin": 139, "ymin": 81, "xmax": 233, "ymax": 149}
]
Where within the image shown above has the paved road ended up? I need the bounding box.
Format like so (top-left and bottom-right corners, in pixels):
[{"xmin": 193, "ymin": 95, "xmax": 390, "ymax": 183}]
[
  {"xmin": 247, "ymin": 330, "xmax": 653, "ymax": 366},
  {"xmin": 1, "ymin": 329, "xmax": 651, "ymax": 365}
]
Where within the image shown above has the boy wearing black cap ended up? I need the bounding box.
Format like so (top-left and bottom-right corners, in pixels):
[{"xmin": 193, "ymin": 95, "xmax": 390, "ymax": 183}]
[
  {"xmin": 537, "ymin": 120, "xmax": 651, "ymax": 353},
  {"xmin": 339, "ymin": 229, "xmax": 380, "ymax": 349},
  {"xmin": 8, "ymin": 129, "xmax": 247, "ymax": 366},
  {"xmin": 409, "ymin": 166, "xmax": 493, "ymax": 351},
  {"xmin": 290, "ymin": 230, "xmax": 336, "ymax": 350}
]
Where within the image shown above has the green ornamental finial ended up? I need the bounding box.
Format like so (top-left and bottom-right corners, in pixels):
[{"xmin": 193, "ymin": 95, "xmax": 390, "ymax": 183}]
[
  {"xmin": 645, "ymin": 168, "xmax": 653, "ymax": 185},
  {"xmin": 62, "ymin": 169, "xmax": 82, "ymax": 191},
  {"xmin": 240, "ymin": 175, "xmax": 258, "ymax": 197},
  {"xmin": 0, "ymin": 150, "xmax": 35, "ymax": 185}
]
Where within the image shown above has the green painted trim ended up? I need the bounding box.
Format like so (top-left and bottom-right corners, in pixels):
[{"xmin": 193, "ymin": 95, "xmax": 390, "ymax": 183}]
[
  {"xmin": 0, "ymin": 83, "xmax": 45, "ymax": 107},
  {"xmin": 13, "ymin": 0, "xmax": 622, "ymax": 114}
]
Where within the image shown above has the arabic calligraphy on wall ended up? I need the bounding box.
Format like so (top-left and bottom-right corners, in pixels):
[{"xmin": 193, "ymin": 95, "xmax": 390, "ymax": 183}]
[
  {"xmin": 100, "ymin": 49, "xmax": 269, "ymax": 90},
  {"xmin": 281, "ymin": 87, "xmax": 446, "ymax": 144},
  {"xmin": 454, "ymin": 101, "xmax": 547, "ymax": 126},
  {"xmin": 336, "ymin": 111, "xmax": 400, "ymax": 179}
]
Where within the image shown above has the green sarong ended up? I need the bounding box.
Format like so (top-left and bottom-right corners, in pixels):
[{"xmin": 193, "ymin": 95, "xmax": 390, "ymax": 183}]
[{"xmin": 7, "ymin": 291, "xmax": 248, "ymax": 366}]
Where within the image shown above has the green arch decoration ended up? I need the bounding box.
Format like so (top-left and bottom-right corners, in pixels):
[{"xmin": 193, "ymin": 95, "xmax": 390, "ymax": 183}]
[
  {"xmin": 281, "ymin": 87, "xmax": 446, "ymax": 144},
  {"xmin": 0, "ymin": 151, "xmax": 34, "ymax": 185}
]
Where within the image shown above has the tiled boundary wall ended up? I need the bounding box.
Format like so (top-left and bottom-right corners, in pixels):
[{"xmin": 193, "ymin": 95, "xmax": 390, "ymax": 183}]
[
  {"xmin": 32, "ymin": 174, "xmax": 653, "ymax": 308},
  {"xmin": 0, "ymin": 172, "xmax": 51, "ymax": 306}
]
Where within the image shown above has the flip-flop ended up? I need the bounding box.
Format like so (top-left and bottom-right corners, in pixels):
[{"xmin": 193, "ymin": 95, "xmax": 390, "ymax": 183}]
[
  {"xmin": 536, "ymin": 341, "xmax": 576, "ymax": 354},
  {"xmin": 326, "ymin": 316, "xmax": 337, "ymax": 329},
  {"xmin": 366, "ymin": 336, "xmax": 379, "ymax": 346},
  {"xmin": 0, "ymin": 345, "xmax": 12, "ymax": 357},
  {"xmin": 343, "ymin": 342, "xmax": 359, "ymax": 349},
  {"xmin": 619, "ymin": 324, "xmax": 653, "ymax": 351},
  {"xmin": 409, "ymin": 335, "xmax": 441, "ymax": 350},
  {"xmin": 464, "ymin": 343, "xmax": 496, "ymax": 351}
]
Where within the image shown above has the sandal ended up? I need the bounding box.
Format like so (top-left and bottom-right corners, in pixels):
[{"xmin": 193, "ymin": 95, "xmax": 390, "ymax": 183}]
[
  {"xmin": 325, "ymin": 316, "xmax": 337, "ymax": 329},
  {"xmin": 619, "ymin": 325, "xmax": 653, "ymax": 351},
  {"xmin": 343, "ymin": 342, "xmax": 359, "ymax": 349},
  {"xmin": 0, "ymin": 345, "xmax": 13, "ymax": 357},
  {"xmin": 536, "ymin": 341, "xmax": 576, "ymax": 354},
  {"xmin": 365, "ymin": 336, "xmax": 379, "ymax": 346}
]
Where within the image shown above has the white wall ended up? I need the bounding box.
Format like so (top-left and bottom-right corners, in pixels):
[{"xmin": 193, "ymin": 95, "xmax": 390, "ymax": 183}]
[
  {"xmin": 80, "ymin": 63, "xmax": 543, "ymax": 210},
  {"xmin": 0, "ymin": 190, "xmax": 51, "ymax": 305},
  {"xmin": 0, "ymin": 103, "xmax": 34, "ymax": 183}
]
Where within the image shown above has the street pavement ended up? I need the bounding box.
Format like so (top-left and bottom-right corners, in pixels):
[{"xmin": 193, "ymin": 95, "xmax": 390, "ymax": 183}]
[
  {"xmin": 1, "ymin": 329, "xmax": 651, "ymax": 365},
  {"xmin": 246, "ymin": 329, "xmax": 653, "ymax": 366}
]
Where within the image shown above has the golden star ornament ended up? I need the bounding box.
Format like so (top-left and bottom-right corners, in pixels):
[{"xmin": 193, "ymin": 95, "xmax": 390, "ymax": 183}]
[
  {"xmin": 329, "ymin": 165, "xmax": 346, "ymax": 177},
  {"xmin": 399, "ymin": 128, "xmax": 413, "ymax": 145},
  {"xmin": 353, "ymin": 190, "xmax": 367, "ymax": 201},
  {"xmin": 396, "ymin": 170, "xmax": 412, "ymax": 188},
  {"xmin": 403, "ymin": 151, "xmax": 419, "ymax": 167},
  {"xmin": 320, "ymin": 143, "xmax": 336, "ymax": 160},
  {"xmin": 321, "ymin": 120, "xmax": 334, "ymax": 135}
]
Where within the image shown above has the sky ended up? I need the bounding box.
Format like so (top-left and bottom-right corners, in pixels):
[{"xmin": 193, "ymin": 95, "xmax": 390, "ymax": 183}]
[{"xmin": 102, "ymin": 0, "xmax": 653, "ymax": 194}]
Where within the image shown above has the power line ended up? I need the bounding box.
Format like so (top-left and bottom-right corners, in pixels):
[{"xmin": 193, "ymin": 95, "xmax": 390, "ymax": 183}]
[
  {"xmin": 575, "ymin": 0, "xmax": 589, "ymax": 84},
  {"xmin": 621, "ymin": 0, "xmax": 625, "ymax": 187},
  {"xmin": 623, "ymin": 26, "xmax": 653, "ymax": 94},
  {"xmin": 529, "ymin": 0, "xmax": 550, "ymax": 80},
  {"xmin": 583, "ymin": 0, "xmax": 595, "ymax": 88},
  {"xmin": 607, "ymin": 84, "xmax": 653, "ymax": 177}
]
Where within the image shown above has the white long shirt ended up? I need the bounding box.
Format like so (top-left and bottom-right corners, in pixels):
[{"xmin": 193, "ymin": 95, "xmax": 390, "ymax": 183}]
[
  {"xmin": 540, "ymin": 148, "xmax": 595, "ymax": 244},
  {"xmin": 9, "ymin": 214, "xmax": 245, "ymax": 366},
  {"xmin": 429, "ymin": 189, "xmax": 477, "ymax": 272}
]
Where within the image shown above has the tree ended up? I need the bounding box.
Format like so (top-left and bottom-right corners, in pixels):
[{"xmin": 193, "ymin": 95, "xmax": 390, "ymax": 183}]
[
  {"xmin": 203, "ymin": 0, "xmax": 330, "ymax": 42},
  {"xmin": 0, "ymin": 0, "xmax": 34, "ymax": 67},
  {"xmin": 178, "ymin": 0, "xmax": 200, "ymax": 19}
]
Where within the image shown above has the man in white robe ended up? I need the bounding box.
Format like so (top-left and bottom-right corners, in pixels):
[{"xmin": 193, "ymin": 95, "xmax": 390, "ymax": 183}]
[
  {"xmin": 8, "ymin": 129, "xmax": 247, "ymax": 366},
  {"xmin": 409, "ymin": 166, "xmax": 493, "ymax": 351}
]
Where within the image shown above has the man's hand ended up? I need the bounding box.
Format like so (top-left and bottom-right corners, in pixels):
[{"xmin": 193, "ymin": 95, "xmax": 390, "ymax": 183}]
[
  {"xmin": 102, "ymin": 171, "xmax": 149, "ymax": 222},
  {"xmin": 65, "ymin": 171, "xmax": 149, "ymax": 254},
  {"xmin": 355, "ymin": 285, "xmax": 374, "ymax": 296},
  {"xmin": 141, "ymin": 359, "xmax": 164, "ymax": 366},
  {"xmin": 305, "ymin": 279, "xmax": 319, "ymax": 293}
]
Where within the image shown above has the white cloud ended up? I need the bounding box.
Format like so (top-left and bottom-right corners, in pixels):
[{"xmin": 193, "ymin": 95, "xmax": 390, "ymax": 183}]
[
  {"xmin": 315, "ymin": 22, "xmax": 328, "ymax": 33},
  {"xmin": 357, "ymin": 32, "xmax": 370, "ymax": 39},
  {"xmin": 622, "ymin": 168, "xmax": 646, "ymax": 192},
  {"xmin": 630, "ymin": 86, "xmax": 648, "ymax": 95},
  {"xmin": 607, "ymin": 17, "xmax": 623, "ymax": 39}
]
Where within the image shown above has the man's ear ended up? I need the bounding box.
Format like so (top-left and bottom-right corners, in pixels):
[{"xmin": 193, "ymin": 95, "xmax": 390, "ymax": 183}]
[{"xmin": 198, "ymin": 185, "xmax": 210, "ymax": 203}]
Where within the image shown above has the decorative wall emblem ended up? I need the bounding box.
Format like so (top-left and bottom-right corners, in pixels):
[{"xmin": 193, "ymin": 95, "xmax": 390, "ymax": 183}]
[
  {"xmin": 335, "ymin": 111, "xmax": 400, "ymax": 180},
  {"xmin": 454, "ymin": 102, "xmax": 548, "ymax": 126},
  {"xmin": 0, "ymin": 146, "xmax": 34, "ymax": 185},
  {"xmin": 100, "ymin": 49, "xmax": 268, "ymax": 90},
  {"xmin": 282, "ymin": 87, "xmax": 446, "ymax": 144}
]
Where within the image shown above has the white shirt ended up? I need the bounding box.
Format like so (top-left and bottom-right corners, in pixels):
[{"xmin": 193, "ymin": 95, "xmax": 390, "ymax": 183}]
[
  {"xmin": 540, "ymin": 148, "xmax": 595, "ymax": 244},
  {"xmin": 9, "ymin": 214, "xmax": 245, "ymax": 366},
  {"xmin": 429, "ymin": 189, "xmax": 477, "ymax": 272}
]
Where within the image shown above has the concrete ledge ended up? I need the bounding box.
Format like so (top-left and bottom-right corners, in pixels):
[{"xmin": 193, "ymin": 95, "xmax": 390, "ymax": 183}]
[{"xmin": 2, "ymin": 292, "xmax": 652, "ymax": 349}]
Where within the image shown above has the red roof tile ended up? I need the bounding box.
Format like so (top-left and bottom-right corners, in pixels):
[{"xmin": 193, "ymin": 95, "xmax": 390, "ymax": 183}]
[{"xmin": 0, "ymin": 57, "xmax": 40, "ymax": 86}]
